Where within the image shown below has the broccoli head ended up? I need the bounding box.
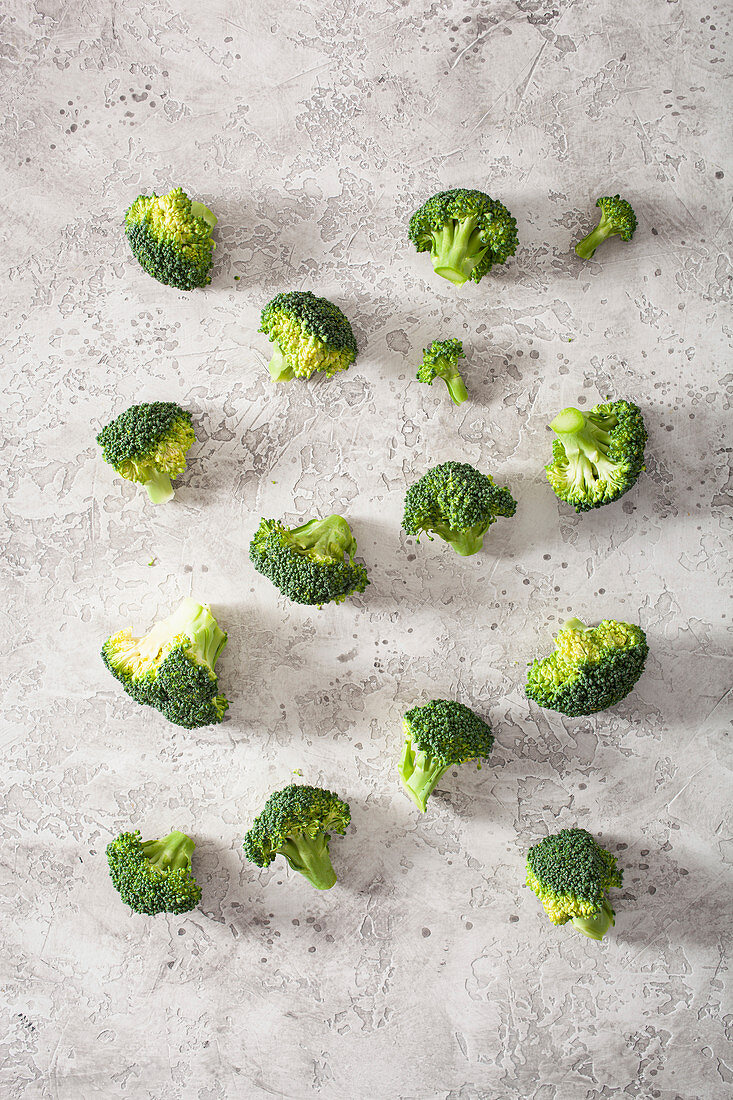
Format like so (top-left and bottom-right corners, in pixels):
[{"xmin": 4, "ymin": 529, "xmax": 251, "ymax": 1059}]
[
  {"xmin": 96, "ymin": 401, "xmax": 195, "ymax": 504},
  {"xmin": 402, "ymin": 460, "xmax": 517, "ymax": 556},
  {"xmin": 545, "ymin": 400, "xmax": 647, "ymax": 512},
  {"xmin": 106, "ymin": 829, "xmax": 202, "ymax": 915},
  {"xmin": 259, "ymin": 290, "xmax": 358, "ymax": 381},
  {"xmin": 249, "ymin": 515, "xmax": 369, "ymax": 606},
  {"xmin": 399, "ymin": 699, "xmax": 494, "ymax": 812},
  {"xmin": 124, "ymin": 187, "xmax": 217, "ymax": 289},
  {"xmin": 408, "ymin": 188, "xmax": 518, "ymax": 286},
  {"xmin": 525, "ymin": 617, "xmax": 648, "ymax": 717},
  {"xmin": 416, "ymin": 339, "xmax": 468, "ymax": 405},
  {"xmin": 102, "ymin": 597, "xmax": 229, "ymax": 728},
  {"xmin": 574, "ymin": 195, "xmax": 637, "ymax": 260},
  {"xmin": 243, "ymin": 784, "xmax": 351, "ymax": 890},
  {"xmin": 526, "ymin": 828, "xmax": 623, "ymax": 941}
]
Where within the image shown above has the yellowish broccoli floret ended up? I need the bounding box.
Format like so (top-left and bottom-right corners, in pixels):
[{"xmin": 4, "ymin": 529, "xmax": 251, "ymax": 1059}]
[
  {"xmin": 259, "ymin": 291, "xmax": 358, "ymax": 381},
  {"xmin": 526, "ymin": 617, "xmax": 648, "ymax": 716},
  {"xmin": 96, "ymin": 402, "xmax": 195, "ymax": 504},
  {"xmin": 124, "ymin": 186, "xmax": 217, "ymax": 290},
  {"xmin": 526, "ymin": 828, "xmax": 623, "ymax": 941}
]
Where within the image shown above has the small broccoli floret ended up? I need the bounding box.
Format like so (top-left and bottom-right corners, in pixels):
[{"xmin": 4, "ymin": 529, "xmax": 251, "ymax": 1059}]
[
  {"xmin": 124, "ymin": 187, "xmax": 217, "ymax": 289},
  {"xmin": 402, "ymin": 461, "xmax": 517, "ymax": 556},
  {"xmin": 408, "ymin": 188, "xmax": 518, "ymax": 286},
  {"xmin": 525, "ymin": 617, "xmax": 648, "ymax": 717},
  {"xmin": 574, "ymin": 195, "xmax": 637, "ymax": 260},
  {"xmin": 526, "ymin": 828, "xmax": 623, "ymax": 941},
  {"xmin": 416, "ymin": 339, "xmax": 468, "ymax": 405},
  {"xmin": 243, "ymin": 784, "xmax": 351, "ymax": 890},
  {"xmin": 106, "ymin": 829, "xmax": 202, "ymax": 915},
  {"xmin": 96, "ymin": 401, "xmax": 196, "ymax": 504},
  {"xmin": 399, "ymin": 699, "xmax": 494, "ymax": 813},
  {"xmin": 545, "ymin": 400, "xmax": 647, "ymax": 512},
  {"xmin": 249, "ymin": 515, "xmax": 369, "ymax": 606},
  {"xmin": 102, "ymin": 597, "xmax": 229, "ymax": 728},
  {"xmin": 259, "ymin": 290, "xmax": 358, "ymax": 381}
]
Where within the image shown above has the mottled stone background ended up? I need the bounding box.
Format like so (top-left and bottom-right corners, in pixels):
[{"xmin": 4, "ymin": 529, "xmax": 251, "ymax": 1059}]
[{"xmin": 1, "ymin": 0, "xmax": 731, "ymax": 1097}]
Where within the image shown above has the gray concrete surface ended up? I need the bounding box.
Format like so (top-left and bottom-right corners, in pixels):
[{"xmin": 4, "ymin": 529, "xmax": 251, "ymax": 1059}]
[{"xmin": 1, "ymin": 1, "xmax": 731, "ymax": 1097}]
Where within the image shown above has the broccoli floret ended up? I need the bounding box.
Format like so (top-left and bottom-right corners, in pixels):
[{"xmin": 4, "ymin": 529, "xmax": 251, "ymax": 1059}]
[
  {"xmin": 96, "ymin": 401, "xmax": 196, "ymax": 504},
  {"xmin": 402, "ymin": 461, "xmax": 517, "ymax": 557},
  {"xmin": 102, "ymin": 597, "xmax": 229, "ymax": 728},
  {"xmin": 399, "ymin": 699, "xmax": 494, "ymax": 813},
  {"xmin": 416, "ymin": 339, "xmax": 468, "ymax": 405},
  {"xmin": 574, "ymin": 195, "xmax": 637, "ymax": 260},
  {"xmin": 249, "ymin": 515, "xmax": 369, "ymax": 606},
  {"xmin": 259, "ymin": 290, "xmax": 358, "ymax": 381},
  {"xmin": 526, "ymin": 828, "xmax": 623, "ymax": 941},
  {"xmin": 525, "ymin": 617, "xmax": 648, "ymax": 717},
  {"xmin": 243, "ymin": 784, "xmax": 351, "ymax": 890},
  {"xmin": 124, "ymin": 187, "xmax": 217, "ymax": 289},
  {"xmin": 408, "ymin": 188, "xmax": 518, "ymax": 286},
  {"xmin": 106, "ymin": 829, "xmax": 202, "ymax": 915},
  {"xmin": 545, "ymin": 400, "xmax": 647, "ymax": 512}
]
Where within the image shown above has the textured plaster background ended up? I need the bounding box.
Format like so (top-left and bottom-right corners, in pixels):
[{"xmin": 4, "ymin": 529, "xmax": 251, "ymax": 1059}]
[{"xmin": 1, "ymin": 1, "xmax": 732, "ymax": 1097}]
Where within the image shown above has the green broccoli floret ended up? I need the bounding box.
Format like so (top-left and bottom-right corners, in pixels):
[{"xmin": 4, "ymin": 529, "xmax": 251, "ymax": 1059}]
[
  {"xmin": 416, "ymin": 339, "xmax": 468, "ymax": 405},
  {"xmin": 106, "ymin": 829, "xmax": 202, "ymax": 915},
  {"xmin": 525, "ymin": 617, "xmax": 648, "ymax": 717},
  {"xmin": 574, "ymin": 195, "xmax": 637, "ymax": 260},
  {"xmin": 102, "ymin": 597, "xmax": 229, "ymax": 728},
  {"xmin": 243, "ymin": 784, "xmax": 351, "ymax": 890},
  {"xmin": 399, "ymin": 699, "xmax": 494, "ymax": 813},
  {"xmin": 259, "ymin": 290, "xmax": 358, "ymax": 381},
  {"xmin": 249, "ymin": 515, "xmax": 369, "ymax": 606},
  {"xmin": 545, "ymin": 400, "xmax": 647, "ymax": 512},
  {"xmin": 408, "ymin": 188, "xmax": 518, "ymax": 286},
  {"xmin": 96, "ymin": 401, "xmax": 196, "ymax": 504},
  {"xmin": 402, "ymin": 461, "xmax": 517, "ymax": 557},
  {"xmin": 124, "ymin": 187, "xmax": 217, "ymax": 289},
  {"xmin": 526, "ymin": 828, "xmax": 623, "ymax": 941}
]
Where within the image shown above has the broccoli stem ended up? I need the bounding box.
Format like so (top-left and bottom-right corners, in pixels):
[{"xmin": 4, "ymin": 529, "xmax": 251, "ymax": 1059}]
[
  {"xmin": 442, "ymin": 365, "xmax": 469, "ymax": 406},
  {"xmin": 430, "ymin": 521, "xmax": 486, "ymax": 556},
  {"xmin": 562, "ymin": 617, "xmax": 587, "ymax": 633},
  {"xmin": 399, "ymin": 741, "xmax": 449, "ymax": 812},
  {"xmin": 288, "ymin": 516, "xmax": 357, "ymax": 561},
  {"xmin": 190, "ymin": 201, "xmax": 218, "ymax": 230},
  {"xmin": 446, "ymin": 530, "xmax": 484, "ymax": 556},
  {"xmin": 574, "ymin": 219, "xmax": 614, "ymax": 260},
  {"xmin": 144, "ymin": 469, "xmax": 175, "ymax": 504},
  {"xmin": 268, "ymin": 344, "xmax": 295, "ymax": 382},
  {"xmin": 431, "ymin": 217, "xmax": 487, "ymax": 285},
  {"xmin": 571, "ymin": 899, "xmax": 616, "ymax": 941},
  {"xmin": 169, "ymin": 597, "xmax": 228, "ymax": 671},
  {"xmin": 141, "ymin": 830, "xmax": 195, "ymax": 873},
  {"xmin": 278, "ymin": 833, "xmax": 338, "ymax": 890},
  {"xmin": 550, "ymin": 408, "xmax": 613, "ymax": 462}
]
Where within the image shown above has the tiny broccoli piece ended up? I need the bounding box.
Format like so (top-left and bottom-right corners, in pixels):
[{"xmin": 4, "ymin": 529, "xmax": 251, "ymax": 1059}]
[
  {"xmin": 259, "ymin": 290, "xmax": 358, "ymax": 381},
  {"xmin": 416, "ymin": 339, "xmax": 468, "ymax": 405},
  {"xmin": 102, "ymin": 597, "xmax": 229, "ymax": 728},
  {"xmin": 526, "ymin": 828, "xmax": 623, "ymax": 941},
  {"xmin": 574, "ymin": 195, "xmax": 637, "ymax": 260},
  {"xmin": 402, "ymin": 461, "xmax": 517, "ymax": 556},
  {"xmin": 399, "ymin": 699, "xmax": 494, "ymax": 812},
  {"xmin": 243, "ymin": 783, "xmax": 351, "ymax": 890},
  {"xmin": 545, "ymin": 400, "xmax": 647, "ymax": 512},
  {"xmin": 124, "ymin": 187, "xmax": 217, "ymax": 289},
  {"xmin": 96, "ymin": 401, "xmax": 195, "ymax": 504},
  {"xmin": 408, "ymin": 188, "xmax": 518, "ymax": 286},
  {"xmin": 249, "ymin": 515, "xmax": 369, "ymax": 606},
  {"xmin": 106, "ymin": 829, "xmax": 202, "ymax": 915},
  {"xmin": 525, "ymin": 617, "xmax": 648, "ymax": 717}
]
